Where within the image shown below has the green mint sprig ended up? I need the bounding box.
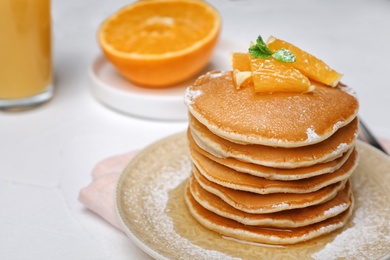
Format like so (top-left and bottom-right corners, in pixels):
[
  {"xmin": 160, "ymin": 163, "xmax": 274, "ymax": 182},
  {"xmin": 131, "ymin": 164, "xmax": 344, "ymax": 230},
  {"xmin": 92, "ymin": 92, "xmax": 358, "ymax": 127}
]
[{"xmin": 248, "ymin": 36, "xmax": 296, "ymax": 63}]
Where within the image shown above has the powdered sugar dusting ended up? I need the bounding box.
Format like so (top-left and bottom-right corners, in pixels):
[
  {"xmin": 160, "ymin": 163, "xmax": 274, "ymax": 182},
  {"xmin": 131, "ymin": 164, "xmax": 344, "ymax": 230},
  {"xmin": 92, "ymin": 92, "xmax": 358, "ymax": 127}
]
[
  {"xmin": 333, "ymin": 121, "xmax": 344, "ymax": 131},
  {"xmin": 313, "ymin": 208, "xmax": 390, "ymax": 259},
  {"xmin": 184, "ymin": 88, "xmax": 202, "ymax": 106},
  {"xmin": 333, "ymin": 142, "xmax": 348, "ymax": 155},
  {"xmin": 323, "ymin": 203, "xmax": 348, "ymax": 217},
  {"xmin": 319, "ymin": 222, "xmax": 343, "ymax": 234},
  {"xmin": 312, "ymin": 165, "xmax": 390, "ymax": 260},
  {"xmin": 208, "ymin": 71, "xmax": 224, "ymax": 78},
  {"xmin": 340, "ymin": 85, "xmax": 358, "ymax": 98},
  {"xmin": 121, "ymin": 134, "xmax": 237, "ymax": 259},
  {"xmin": 271, "ymin": 202, "xmax": 289, "ymax": 209},
  {"xmin": 140, "ymin": 158, "xmax": 221, "ymax": 258},
  {"xmin": 306, "ymin": 127, "xmax": 320, "ymax": 143}
]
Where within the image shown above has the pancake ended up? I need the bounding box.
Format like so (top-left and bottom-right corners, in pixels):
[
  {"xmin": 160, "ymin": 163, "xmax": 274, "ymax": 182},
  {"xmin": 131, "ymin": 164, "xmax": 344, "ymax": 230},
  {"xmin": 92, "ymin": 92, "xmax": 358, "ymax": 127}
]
[
  {"xmin": 184, "ymin": 71, "xmax": 359, "ymax": 148},
  {"xmin": 189, "ymin": 115, "xmax": 358, "ymax": 168},
  {"xmin": 188, "ymin": 178, "xmax": 352, "ymax": 228},
  {"xmin": 185, "ymin": 181, "xmax": 354, "ymax": 245},
  {"xmin": 190, "ymin": 144, "xmax": 358, "ymax": 194},
  {"xmin": 183, "ymin": 68, "xmax": 359, "ymax": 245},
  {"xmin": 192, "ymin": 171, "xmax": 347, "ymax": 214},
  {"xmin": 189, "ymin": 131, "xmax": 355, "ymax": 180}
]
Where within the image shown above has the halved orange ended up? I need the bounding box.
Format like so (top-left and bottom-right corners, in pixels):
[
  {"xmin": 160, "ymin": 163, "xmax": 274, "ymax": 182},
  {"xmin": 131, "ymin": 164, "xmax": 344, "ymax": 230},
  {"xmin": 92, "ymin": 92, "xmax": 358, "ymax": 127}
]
[
  {"xmin": 98, "ymin": 0, "xmax": 221, "ymax": 88},
  {"xmin": 267, "ymin": 36, "xmax": 342, "ymax": 87}
]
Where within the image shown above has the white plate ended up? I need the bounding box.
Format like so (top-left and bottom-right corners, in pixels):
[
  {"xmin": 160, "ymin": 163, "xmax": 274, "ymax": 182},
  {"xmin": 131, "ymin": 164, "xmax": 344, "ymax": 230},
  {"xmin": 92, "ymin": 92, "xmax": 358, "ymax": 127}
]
[
  {"xmin": 88, "ymin": 38, "xmax": 244, "ymax": 121},
  {"xmin": 115, "ymin": 133, "xmax": 390, "ymax": 260}
]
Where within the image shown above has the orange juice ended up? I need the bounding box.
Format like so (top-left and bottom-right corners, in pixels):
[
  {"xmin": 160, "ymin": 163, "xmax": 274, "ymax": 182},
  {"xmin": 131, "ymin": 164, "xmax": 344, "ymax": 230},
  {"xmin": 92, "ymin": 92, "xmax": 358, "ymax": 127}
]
[{"xmin": 0, "ymin": 0, "xmax": 52, "ymax": 102}]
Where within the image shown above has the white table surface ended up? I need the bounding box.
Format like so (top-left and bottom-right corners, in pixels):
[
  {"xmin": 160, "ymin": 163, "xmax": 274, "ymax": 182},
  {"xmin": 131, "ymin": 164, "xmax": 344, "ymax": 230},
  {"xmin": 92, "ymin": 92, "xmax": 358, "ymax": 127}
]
[{"xmin": 1, "ymin": 0, "xmax": 390, "ymax": 259}]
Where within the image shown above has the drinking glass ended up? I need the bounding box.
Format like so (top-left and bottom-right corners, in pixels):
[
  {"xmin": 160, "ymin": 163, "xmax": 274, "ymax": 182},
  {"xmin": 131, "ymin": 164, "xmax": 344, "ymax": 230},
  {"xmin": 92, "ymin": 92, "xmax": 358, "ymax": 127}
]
[{"xmin": 0, "ymin": 0, "xmax": 53, "ymax": 111}]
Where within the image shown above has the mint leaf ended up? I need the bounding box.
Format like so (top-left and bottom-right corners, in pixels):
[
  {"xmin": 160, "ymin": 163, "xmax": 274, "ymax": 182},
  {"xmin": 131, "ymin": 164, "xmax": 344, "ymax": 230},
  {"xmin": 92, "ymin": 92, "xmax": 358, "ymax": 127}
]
[
  {"xmin": 272, "ymin": 48, "xmax": 296, "ymax": 63},
  {"xmin": 248, "ymin": 36, "xmax": 273, "ymax": 58},
  {"xmin": 248, "ymin": 35, "xmax": 296, "ymax": 63},
  {"xmin": 249, "ymin": 45, "xmax": 272, "ymax": 59},
  {"xmin": 255, "ymin": 36, "xmax": 273, "ymax": 56}
]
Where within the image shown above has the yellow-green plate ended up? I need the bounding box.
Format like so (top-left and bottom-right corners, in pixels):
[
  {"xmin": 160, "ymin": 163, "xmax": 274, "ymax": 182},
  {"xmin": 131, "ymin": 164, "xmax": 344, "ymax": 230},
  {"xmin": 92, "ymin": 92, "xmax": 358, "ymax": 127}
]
[{"xmin": 115, "ymin": 132, "xmax": 390, "ymax": 260}]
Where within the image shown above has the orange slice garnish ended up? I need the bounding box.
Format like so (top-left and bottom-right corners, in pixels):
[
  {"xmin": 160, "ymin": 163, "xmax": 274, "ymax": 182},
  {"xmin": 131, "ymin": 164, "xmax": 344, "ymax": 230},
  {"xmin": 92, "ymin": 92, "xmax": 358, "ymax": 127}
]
[
  {"xmin": 231, "ymin": 52, "xmax": 313, "ymax": 93},
  {"xmin": 249, "ymin": 54, "xmax": 313, "ymax": 93},
  {"xmin": 267, "ymin": 36, "xmax": 342, "ymax": 87}
]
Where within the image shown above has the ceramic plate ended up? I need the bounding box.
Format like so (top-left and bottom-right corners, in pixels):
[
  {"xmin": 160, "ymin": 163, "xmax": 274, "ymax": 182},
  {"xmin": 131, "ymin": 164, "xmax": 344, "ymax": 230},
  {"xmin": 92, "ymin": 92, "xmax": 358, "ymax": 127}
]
[
  {"xmin": 88, "ymin": 38, "xmax": 244, "ymax": 121},
  {"xmin": 115, "ymin": 132, "xmax": 390, "ymax": 260}
]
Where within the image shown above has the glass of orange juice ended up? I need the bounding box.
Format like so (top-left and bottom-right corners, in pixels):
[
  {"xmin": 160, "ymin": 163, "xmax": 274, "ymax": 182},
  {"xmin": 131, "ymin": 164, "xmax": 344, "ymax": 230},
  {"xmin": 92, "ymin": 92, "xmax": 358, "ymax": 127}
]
[{"xmin": 0, "ymin": 0, "xmax": 53, "ymax": 111}]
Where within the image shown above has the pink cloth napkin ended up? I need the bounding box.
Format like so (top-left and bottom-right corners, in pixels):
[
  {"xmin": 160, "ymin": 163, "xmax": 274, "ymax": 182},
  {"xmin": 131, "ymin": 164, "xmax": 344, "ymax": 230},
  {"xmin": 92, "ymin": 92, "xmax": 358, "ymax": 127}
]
[
  {"xmin": 79, "ymin": 140, "xmax": 390, "ymax": 231},
  {"xmin": 79, "ymin": 150, "xmax": 139, "ymax": 231}
]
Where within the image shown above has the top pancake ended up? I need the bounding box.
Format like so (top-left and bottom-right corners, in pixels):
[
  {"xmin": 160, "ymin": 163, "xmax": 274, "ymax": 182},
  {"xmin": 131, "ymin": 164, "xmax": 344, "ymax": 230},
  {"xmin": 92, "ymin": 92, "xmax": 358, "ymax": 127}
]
[{"xmin": 185, "ymin": 71, "xmax": 359, "ymax": 147}]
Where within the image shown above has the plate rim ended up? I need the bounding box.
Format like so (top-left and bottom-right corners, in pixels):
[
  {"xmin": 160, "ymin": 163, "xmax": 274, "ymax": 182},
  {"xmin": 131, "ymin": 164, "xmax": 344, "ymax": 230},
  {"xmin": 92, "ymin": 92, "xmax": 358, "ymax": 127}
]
[
  {"xmin": 115, "ymin": 132, "xmax": 186, "ymax": 260},
  {"xmin": 88, "ymin": 55, "xmax": 189, "ymax": 121}
]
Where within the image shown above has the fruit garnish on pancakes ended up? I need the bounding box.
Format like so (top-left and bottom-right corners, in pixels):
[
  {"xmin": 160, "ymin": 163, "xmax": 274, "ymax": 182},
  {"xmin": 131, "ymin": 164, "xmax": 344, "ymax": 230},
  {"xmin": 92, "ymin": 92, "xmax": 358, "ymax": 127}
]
[{"xmin": 232, "ymin": 35, "xmax": 342, "ymax": 93}]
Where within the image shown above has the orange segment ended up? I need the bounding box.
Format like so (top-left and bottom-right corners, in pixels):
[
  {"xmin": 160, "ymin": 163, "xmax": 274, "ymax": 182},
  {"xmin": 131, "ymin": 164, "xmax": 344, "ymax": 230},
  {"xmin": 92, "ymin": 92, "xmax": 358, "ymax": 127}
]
[
  {"xmin": 249, "ymin": 55, "xmax": 313, "ymax": 93},
  {"xmin": 267, "ymin": 36, "xmax": 342, "ymax": 87},
  {"xmin": 231, "ymin": 52, "xmax": 253, "ymax": 89},
  {"xmin": 232, "ymin": 70, "xmax": 253, "ymax": 89},
  {"xmin": 98, "ymin": 0, "xmax": 221, "ymax": 88},
  {"xmin": 231, "ymin": 52, "xmax": 251, "ymax": 71}
]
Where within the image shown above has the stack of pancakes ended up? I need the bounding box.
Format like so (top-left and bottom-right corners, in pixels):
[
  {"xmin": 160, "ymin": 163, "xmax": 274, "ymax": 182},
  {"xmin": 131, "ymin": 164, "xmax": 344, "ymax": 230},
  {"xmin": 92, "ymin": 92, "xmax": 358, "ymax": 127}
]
[{"xmin": 183, "ymin": 71, "xmax": 359, "ymax": 245}]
